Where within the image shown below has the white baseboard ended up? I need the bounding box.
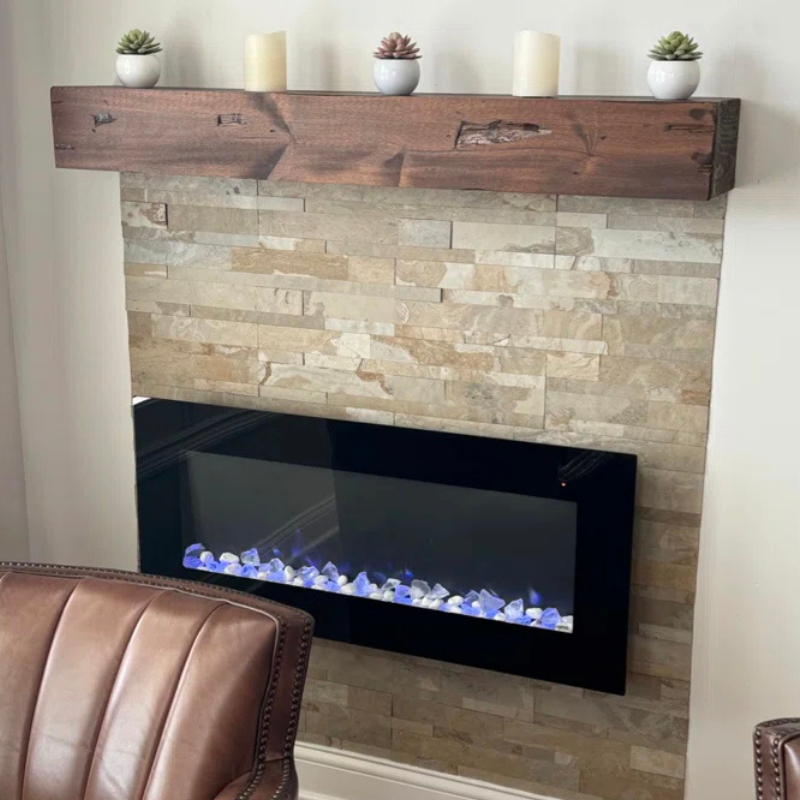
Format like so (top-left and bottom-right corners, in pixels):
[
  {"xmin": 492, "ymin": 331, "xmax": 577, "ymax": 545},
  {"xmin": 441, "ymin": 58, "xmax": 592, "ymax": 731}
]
[{"xmin": 295, "ymin": 743, "xmax": 557, "ymax": 800}]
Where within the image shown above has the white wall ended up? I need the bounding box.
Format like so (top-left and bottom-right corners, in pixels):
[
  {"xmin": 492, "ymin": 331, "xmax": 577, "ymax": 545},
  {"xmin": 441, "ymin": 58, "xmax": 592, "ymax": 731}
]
[{"xmin": 1, "ymin": 0, "xmax": 799, "ymax": 797}]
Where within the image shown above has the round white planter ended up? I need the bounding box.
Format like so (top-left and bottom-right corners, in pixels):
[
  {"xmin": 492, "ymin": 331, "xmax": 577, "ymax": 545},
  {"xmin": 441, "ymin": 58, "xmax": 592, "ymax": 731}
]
[
  {"xmin": 647, "ymin": 60, "xmax": 700, "ymax": 100},
  {"xmin": 373, "ymin": 59, "xmax": 420, "ymax": 96},
  {"xmin": 115, "ymin": 54, "xmax": 162, "ymax": 89}
]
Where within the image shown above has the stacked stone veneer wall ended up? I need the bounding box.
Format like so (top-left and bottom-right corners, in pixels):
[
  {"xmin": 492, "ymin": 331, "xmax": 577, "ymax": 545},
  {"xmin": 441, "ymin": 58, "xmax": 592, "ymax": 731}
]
[{"xmin": 122, "ymin": 172, "xmax": 726, "ymax": 800}]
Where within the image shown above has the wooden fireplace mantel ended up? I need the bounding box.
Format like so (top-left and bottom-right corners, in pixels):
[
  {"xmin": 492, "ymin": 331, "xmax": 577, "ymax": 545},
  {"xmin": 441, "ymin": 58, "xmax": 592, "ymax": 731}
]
[{"xmin": 50, "ymin": 87, "xmax": 740, "ymax": 201}]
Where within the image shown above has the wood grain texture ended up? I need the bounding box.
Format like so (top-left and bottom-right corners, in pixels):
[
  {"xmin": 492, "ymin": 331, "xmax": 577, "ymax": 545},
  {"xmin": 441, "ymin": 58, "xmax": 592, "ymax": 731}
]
[{"xmin": 51, "ymin": 87, "xmax": 740, "ymax": 200}]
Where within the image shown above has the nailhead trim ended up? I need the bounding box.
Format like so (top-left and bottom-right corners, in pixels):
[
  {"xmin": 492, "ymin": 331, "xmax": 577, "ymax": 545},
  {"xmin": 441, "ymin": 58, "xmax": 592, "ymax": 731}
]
[{"xmin": 754, "ymin": 719, "xmax": 800, "ymax": 800}]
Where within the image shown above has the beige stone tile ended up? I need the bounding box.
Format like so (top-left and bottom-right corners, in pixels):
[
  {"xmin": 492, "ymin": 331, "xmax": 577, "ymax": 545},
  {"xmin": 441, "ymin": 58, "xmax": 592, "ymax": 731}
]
[
  {"xmin": 304, "ymin": 700, "xmax": 392, "ymax": 748},
  {"xmin": 614, "ymin": 274, "xmax": 719, "ymax": 306},
  {"xmin": 554, "ymin": 255, "xmax": 627, "ymax": 272},
  {"xmin": 637, "ymin": 468, "xmax": 704, "ymax": 514},
  {"xmin": 630, "ymin": 746, "xmax": 686, "ymax": 779},
  {"xmin": 452, "ymin": 222, "xmax": 555, "ymax": 253},
  {"xmin": 124, "ymin": 263, "xmax": 167, "ymax": 278},
  {"xmin": 358, "ymin": 358, "xmax": 543, "ymax": 389},
  {"xmin": 305, "ymin": 292, "xmax": 396, "ymax": 324},
  {"xmin": 166, "ymin": 242, "xmax": 234, "ymax": 271},
  {"xmin": 599, "ymin": 357, "xmax": 711, "ymax": 397},
  {"xmin": 151, "ymin": 315, "xmax": 258, "ymax": 347},
  {"xmin": 395, "ymin": 414, "xmax": 518, "ymax": 441},
  {"xmin": 447, "ymin": 381, "xmax": 545, "ymax": 417},
  {"xmin": 693, "ymin": 195, "xmax": 727, "ymax": 219},
  {"xmin": 637, "ymin": 624, "xmax": 692, "ymax": 645},
  {"xmin": 630, "ymin": 260, "xmax": 721, "ymax": 278},
  {"xmin": 370, "ymin": 337, "xmax": 496, "ymax": 371},
  {"xmin": 399, "ymin": 219, "xmax": 452, "ymax": 248},
  {"xmin": 192, "ymin": 378, "xmax": 258, "ymax": 396},
  {"xmin": 580, "ymin": 770, "xmax": 684, "ymax": 800},
  {"xmin": 347, "ymin": 257, "xmax": 395, "ymax": 284},
  {"xmin": 303, "ymin": 354, "xmax": 362, "ymax": 371},
  {"xmin": 608, "ymin": 215, "xmax": 724, "ymax": 235},
  {"xmin": 127, "ymin": 299, "xmax": 191, "ymax": 317},
  {"xmin": 474, "ymin": 252, "xmax": 556, "ymax": 268},
  {"xmin": 120, "ymin": 187, "xmax": 146, "ymax": 202},
  {"xmin": 557, "ymin": 213, "xmax": 607, "ymax": 229},
  {"xmin": 629, "ymin": 636, "xmax": 693, "ymax": 682},
  {"xmin": 129, "ymin": 334, "xmax": 258, "ymax": 362},
  {"xmin": 130, "ymin": 344, "xmax": 264, "ymax": 387},
  {"xmin": 647, "ymin": 402, "xmax": 709, "ymax": 434},
  {"xmin": 327, "ymin": 240, "xmax": 476, "ymax": 263},
  {"xmin": 264, "ymin": 364, "xmax": 444, "ymax": 404},
  {"xmin": 122, "ymin": 173, "xmax": 257, "ymax": 195},
  {"xmin": 121, "ymin": 201, "xmax": 167, "ymax": 228},
  {"xmin": 190, "ymin": 305, "xmax": 323, "ymax": 330},
  {"xmin": 556, "ymin": 228, "xmax": 722, "ymax": 265},
  {"xmin": 258, "ymin": 325, "xmax": 370, "ymax": 357},
  {"xmin": 232, "ymin": 248, "xmax": 348, "ymax": 280},
  {"xmin": 143, "ymin": 190, "xmax": 262, "ymax": 209},
  {"xmin": 324, "ymin": 318, "xmax": 395, "ymax": 336},
  {"xmin": 632, "ymin": 559, "xmax": 697, "ymax": 594},
  {"xmin": 257, "ymin": 350, "xmax": 304, "ymax": 366},
  {"xmin": 259, "ymin": 385, "xmax": 327, "ymax": 404},
  {"xmin": 557, "ymin": 195, "xmax": 696, "ymax": 217},
  {"xmin": 546, "ymin": 391, "xmax": 648, "ymax": 429},
  {"xmin": 258, "ymin": 235, "xmax": 327, "ymax": 253},
  {"xmin": 546, "ymin": 353, "xmax": 600, "ymax": 380},
  {"xmin": 260, "ymin": 211, "xmax": 398, "ymax": 243},
  {"xmin": 169, "ymin": 204, "xmax": 258, "ymax": 235},
  {"xmin": 394, "ymin": 325, "xmax": 465, "ymax": 343},
  {"xmin": 603, "ymin": 317, "xmax": 715, "ymax": 360}
]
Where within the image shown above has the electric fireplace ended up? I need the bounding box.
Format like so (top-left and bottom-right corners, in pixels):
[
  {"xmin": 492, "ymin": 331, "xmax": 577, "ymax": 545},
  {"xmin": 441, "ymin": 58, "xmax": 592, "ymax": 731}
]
[{"xmin": 135, "ymin": 399, "xmax": 636, "ymax": 694}]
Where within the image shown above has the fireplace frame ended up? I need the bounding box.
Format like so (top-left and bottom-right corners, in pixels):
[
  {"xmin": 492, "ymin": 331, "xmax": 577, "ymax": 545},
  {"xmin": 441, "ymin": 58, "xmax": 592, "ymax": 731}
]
[{"xmin": 135, "ymin": 398, "xmax": 637, "ymax": 694}]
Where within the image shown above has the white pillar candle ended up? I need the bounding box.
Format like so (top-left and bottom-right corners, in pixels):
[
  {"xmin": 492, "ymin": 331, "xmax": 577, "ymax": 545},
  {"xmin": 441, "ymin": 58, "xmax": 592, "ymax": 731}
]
[
  {"xmin": 512, "ymin": 31, "xmax": 560, "ymax": 97},
  {"xmin": 244, "ymin": 31, "xmax": 287, "ymax": 92}
]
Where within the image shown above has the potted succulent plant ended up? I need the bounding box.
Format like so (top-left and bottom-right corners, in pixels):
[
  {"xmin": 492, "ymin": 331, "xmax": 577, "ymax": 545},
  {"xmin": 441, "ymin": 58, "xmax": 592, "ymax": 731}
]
[
  {"xmin": 647, "ymin": 31, "xmax": 703, "ymax": 100},
  {"xmin": 373, "ymin": 32, "xmax": 422, "ymax": 96},
  {"xmin": 115, "ymin": 29, "xmax": 163, "ymax": 89}
]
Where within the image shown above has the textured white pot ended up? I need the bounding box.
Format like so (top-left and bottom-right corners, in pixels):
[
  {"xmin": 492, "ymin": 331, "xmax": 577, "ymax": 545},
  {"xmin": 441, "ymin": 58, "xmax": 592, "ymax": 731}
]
[
  {"xmin": 647, "ymin": 60, "xmax": 700, "ymax": 100},
  {"xmin": 373, "ymin": 59, "xmax": 420, "ymax": 96},
  {"xmin": 115, "ymin": 54, "xmax": 161, "ymax": 89}
]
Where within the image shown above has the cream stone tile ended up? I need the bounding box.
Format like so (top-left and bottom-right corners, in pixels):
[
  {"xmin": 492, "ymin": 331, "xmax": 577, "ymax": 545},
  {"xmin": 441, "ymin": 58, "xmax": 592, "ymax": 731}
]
[
  {"xmin": 399, "ymin": 219, "xmax": 452, "ymax": 248},
  {"xmin": 556, "ymin": 228, "xmax": 723, "ymax": 265},
  {"xmin": 647, "ymin": 402, "xmax": 710, "ymax": 434},
  {"xmin": 599, "ymin": 357, "xmax": 711, "ymax": 396},
  {"xmin": 557, "ymin": 195, "xmax": 696, "ymax": 217},
  {"xmin": 324, "ymin": 318, "xmax": 395, "ymax": 336},
  {"xmin": 394, "ymin": 325, "xmax": 465, "ymax": 343},
  {"xmin": 630, "ymin": 260, "xmax": 720, "ymax": 278},
  {"xmin": 259, "ymin": 385, "xmax": 328, "ymax": 404},
  {"xmin": 326, "ymin": 240, "xmax": 476, "ymax": 263},
  {"xmin": 304, "ymin": 354, "xmax": 362, "ymax": 371},
  {"xmin": 630, "ymin": 746, "xmax": 686, "ymax": 779},
  {"xmin": 347, "ymin": 257, "xmax": 395, "ymax": 284},
  {"xmin": 608, "ymin": 215, "xmax": 724, "ymax": 235},
  {"xmin": 258, "ymin": 236, "xmax": 327, "ymax": 253},
  {"xmin": 260, "ymin": 211, "xmax": 398, "ymax": 243},
  {"xmin": 169, "ymin": 205, "xmax": 258, "ymax": 235},
  {"xmin": 547, "ymin": 353, "xmax": 600, "ymax": 380},
  {"xmin": 257, "ymin": 196, "xmax": 305, "ymax": 211},
  {"xmin": 603, "ymin": 317, "xmax": 715, "ymax": 358},
  {"xmin": 446, "ymin": 380, "xmax": 545, "ymax": 417},
  {"xmin": 557, "ymin": 213, "xmax": 608, "ymax": 229},
  {"xmin": 124, "ymin": 263, "xmax": 167, "ymax": 278},
  {"xmin": 629, "ymin": 636, "xmax": 693, "ymax": 682},
  {"xmin": 546, "ymin": 391, "xmax": 648, "ymax": 429},
  {"xmin": 257, "ymin": 325, "xmax": 370, "ymax": 357},
  {"xmin": 452, "ymin": 222, "xmax": 555, "ymax": 253},
  {"xmin": 305, "ymin": 292, "xmax": 396, "ymax": 323},
  {"xmin": 232, "ymin": 248, "xmax": 348, "ymax": 280},
  {"xmin": 151, "ymin": 315, "xmax": 258, "ymax": 347},
  {"xmin": 637, "ymin": 468, "xmax": 704, "ymax": 514},
  {"xmin": 474, "ymin": 252, "xmax": 556, "ymax": 268},
  {"xmin": 369, "ymin": 337, "xmax": 497, "ymax": 371},
  {"xmin": 121, "ymin": 201, "xmax": 167, "ymax": 228},
  {"xmin": 126, "ymin": 299, "xmax": 190, "ymax": 317},
  {"xmin": 614, "ymin": 274, "xmax": 719, "ymax": 306},
  {"xmin": 143, "ymin": 190, "xmax": 261, "ymax": 209}
]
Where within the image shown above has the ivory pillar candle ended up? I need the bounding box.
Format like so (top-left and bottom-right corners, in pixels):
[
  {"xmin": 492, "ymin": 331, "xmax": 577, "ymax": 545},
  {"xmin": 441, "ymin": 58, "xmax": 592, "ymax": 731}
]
[
  {"xmin": 512, "ymin": 31, "xmax": 560, "ymax": 97},
  {"xmin": 244, "ymin": 31, "xmax": 287, "ymax": 92}
]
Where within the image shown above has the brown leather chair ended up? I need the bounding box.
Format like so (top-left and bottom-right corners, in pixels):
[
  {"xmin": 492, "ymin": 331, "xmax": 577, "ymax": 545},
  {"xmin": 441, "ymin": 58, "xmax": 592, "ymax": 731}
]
[
  {"xmin": 0, "ymin": 562, "xmax": 313, "ymax": 800},
  {"xmin": 754, "ymin": 719, "xmax": 800, "ymax": 800}
]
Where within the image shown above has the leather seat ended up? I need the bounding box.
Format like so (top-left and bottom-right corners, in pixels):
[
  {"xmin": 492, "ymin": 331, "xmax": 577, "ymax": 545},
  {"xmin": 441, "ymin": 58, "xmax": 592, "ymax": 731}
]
[
  {"xmin": 754, "ymin": 719, "xmax": 800, "ymax": 800},
  {"xmin": 0, "ymin": 563, "xmax": 313, "ymax": 800}
]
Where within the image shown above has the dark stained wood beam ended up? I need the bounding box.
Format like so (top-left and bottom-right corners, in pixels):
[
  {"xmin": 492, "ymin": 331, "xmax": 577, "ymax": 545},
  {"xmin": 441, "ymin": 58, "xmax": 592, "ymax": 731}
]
[{"xmin": 50, "ymin": 87, "xmax": 740, "ymax": 201}]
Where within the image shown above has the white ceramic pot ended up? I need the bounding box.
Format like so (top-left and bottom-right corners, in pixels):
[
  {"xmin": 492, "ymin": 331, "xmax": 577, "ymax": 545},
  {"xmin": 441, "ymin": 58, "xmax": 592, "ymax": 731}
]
[
  {"xmin": 647, "ymin": 60, "xmax": 700, "ymax": 100},
  {"xmin": 373, "ymin": 59, "xmax": 420, "ymax": 96},
  {"xmin": 115, "ymin": 54, "xmax": 162, "ymax": 88}
]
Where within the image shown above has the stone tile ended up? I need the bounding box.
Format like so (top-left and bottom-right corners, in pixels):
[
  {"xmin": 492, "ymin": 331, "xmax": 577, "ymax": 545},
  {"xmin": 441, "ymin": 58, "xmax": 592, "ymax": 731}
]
[
  {"xmin": 599, "ymin": 357, "xmax": 711, "ymax": 397},
  {"xmin": 629, "ymin": 636, "xmax": 693, "ymax": 682},
  {"xmin": 546, "ymin": 391, "xmax": 648, "ymax": 429},
  {"xmin": 130, "ymin": 346, "xmax": 264, "ymax": 388},
  {"xmin": 370, "ymin": 337, "xmax": 496, "ymax": 371},
  {"xmin": 190, "ymin": 305, "xmax": 323, "ymax": 330},
  {"xmin": 647, "ymin": 402, "xmax": 709, "ymax": 434},
  {"xmin": 395, "ymin": 414, "xmax": 518, "ymax": 441},
  {"xmin": 122, "ymin": 173, "xmax": 258, "ymax": 195},
  {"xmin": 166, "ymin": 242, "xmax": 234, "ymax": 271},
  {"xmin": 124, "ymin": 263, "xmax": 167, "ymax": 278},
  {"xmin": 327, "ymin": 240, "xmax": 476, "ymax": 263},
  {"xmin": 474, "ymin": 252, "xmax": 556, "ymax": 268},
  {"xmin": 304, "ymin": 700, "xmax": 392, "ymax": 748},
  {"xmin": 546, "ymin": 353, "xmax": 600, "ymax": 380},
  {"xmin": 446, "ymin": 381, "xmax": 545, "ymax": 417},
  {"xmin": 258, "ymin": 326, "xmax": 369, "ymax": 357},
  {"xmin": 151, "ymin": 315, "xmax": 258, "ymax": 348},
  {"xmin": 232, "ymin": 248, "xmax": 348, "ymax": 280},
  {"xmin": 143, "ymin": 190, "xmax": 257, "ymax": 209},
  {"xmin": 608, "ymin": 215, "xmax": 724, "ymax": 235},
  {"xmin": 121, "ymin": 201, "xmax": 167, "ymax": 228},
  {"xmin": 452, "ymin": 222, "xmax": 555, "ymax": 253},
  {"xmin": 580, "ymin": 771, "xmax": 684, "ymax": 800},
  {"xmin": 630, "ymin": 260, "xmax": 721, "ymax": 278},
  {"xmin": 168, "ymin": 205, "xmax": 258, "ymax": 235},
  {"xmin": 630, "ymin": 746, "xmax": 686, "ymax": 779},
  {"xmin": 637, "ymin": 468, "xmax": 704, "ymax": 514},
  {"xmin": 614, "ymin": 274, "xmax": 719, "ymax": 306},
  {"xmin": 556, "ymin": 228, "xmax": 722, "ymax": 265},
  {"xmin": 399, "ymin": 219, "xmax": 452, "ymax": 248},
  {"xmin": 557, "ymin": 196, "xmax": 697, "ymax": 218},
  {"xmin": 693, "ymin": 195, "xmax": 727, "ymax": 219},
  {"xmin": 258, "ymin": 235, "xmax": 327, "ymax": 253},
  {"xmin": 439, "ymin": 667, "xmax": 534, "ymax": 721},
  {"xmin": 324, "ymin": 318, "xmax": 395, "ymax": 336},
  {"xmin": 264, "ymin": 364, "xmax": 445, "ymax": 405},
  {"xmin": 259, "ymin": 386, "xmax": 327, "ymax": 404},
  {"xmin": 603, "ymin": 317, "xmax": 715, "ymax": 360},
  {"xmin": 557, "ymin": 213, "xmax": 607, "ymax": 229},
  {"xmin": 261, "ymin": 211, "xmax": 398, "ymax": 243},
  {"xmin": 305, "ymin": 292, "xmax": 397, "ymax": 324},
  {"xmin": 347, "ymin": 257, "xmax": 395, "ymax": 284},
  {"xmin": 394, "ymin": 325, "xmax": 465, "ymax": 343}
]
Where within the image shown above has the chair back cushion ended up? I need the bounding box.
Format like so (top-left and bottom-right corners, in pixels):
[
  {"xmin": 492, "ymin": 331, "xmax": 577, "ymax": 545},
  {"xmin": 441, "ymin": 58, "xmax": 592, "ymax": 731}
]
[{"xmin": 0, "ymin": 564, "xmax": 312, "ymax": 800}]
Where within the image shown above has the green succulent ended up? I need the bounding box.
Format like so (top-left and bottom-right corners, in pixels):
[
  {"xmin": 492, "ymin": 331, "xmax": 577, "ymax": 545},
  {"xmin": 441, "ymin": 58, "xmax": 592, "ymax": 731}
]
[
  {"xmin": 648, "ymin": 31, "xmax": 702, "ymax": 61},
  {"xmin": 116, "ymin": 29, "xmax": 162, "ymax": 55}
]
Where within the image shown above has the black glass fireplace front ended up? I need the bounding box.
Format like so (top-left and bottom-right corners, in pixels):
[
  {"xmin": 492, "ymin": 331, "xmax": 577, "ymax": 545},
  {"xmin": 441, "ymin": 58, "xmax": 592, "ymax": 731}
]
[{"xmin": 135, "ymin": 399, "xmax": 636, "ymax": 694}]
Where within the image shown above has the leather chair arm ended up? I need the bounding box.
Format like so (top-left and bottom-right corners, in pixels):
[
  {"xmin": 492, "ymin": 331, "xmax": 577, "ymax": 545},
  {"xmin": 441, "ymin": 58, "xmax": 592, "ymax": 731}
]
[
  {"xmin": 213, "ymin": 760, "xmax": 298, "ymax": 800},
  {"xmin": 754, "ymin": 719, "xmax": 800, "ymax": 800}
]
